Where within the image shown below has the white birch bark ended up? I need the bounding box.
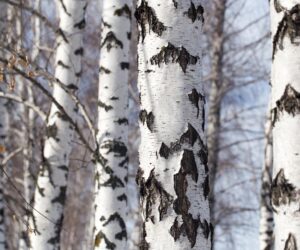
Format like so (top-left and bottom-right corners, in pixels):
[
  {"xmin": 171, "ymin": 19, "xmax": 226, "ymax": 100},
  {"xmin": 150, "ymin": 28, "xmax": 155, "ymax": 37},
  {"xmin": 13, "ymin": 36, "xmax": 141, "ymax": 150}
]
[
  {"xmin": 30, "ymin": 1, "xmax": 87, "ymax": 249},
  {"xmin": 94, "ymin": 1, "xmax": 131, "ymax": 249},
  {"xmin": 271, "ymin": 0, "xmax": 300, "ymax": 249},
  {"xmin": 135, "ymin": 1, "xmax": 211, "ymax": 249},
  {"xmin": 260, "ymin": 102, "xmax": 274, "ymax": 250}
]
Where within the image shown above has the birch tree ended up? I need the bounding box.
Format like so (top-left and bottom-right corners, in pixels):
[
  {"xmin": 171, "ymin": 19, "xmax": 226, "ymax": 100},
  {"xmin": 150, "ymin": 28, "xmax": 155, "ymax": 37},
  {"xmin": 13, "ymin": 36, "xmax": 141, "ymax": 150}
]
[
  {"xmin": 260, "ymin": 102, "xmax": 273, "ymax": 250},
  {"xmin": 94, "ymin": 0, "xmax": 131, "ymax": 249},
  {"xmin": 271, "ymin": 0, "xmax": 300, "ymax": 249},
  {"xmin": 135, "ymin": 1, "xmax": 211, "ymax": 249},
  {"xmin": 30, "ymin": 1, "xmax": 87, "ymax": 249}
]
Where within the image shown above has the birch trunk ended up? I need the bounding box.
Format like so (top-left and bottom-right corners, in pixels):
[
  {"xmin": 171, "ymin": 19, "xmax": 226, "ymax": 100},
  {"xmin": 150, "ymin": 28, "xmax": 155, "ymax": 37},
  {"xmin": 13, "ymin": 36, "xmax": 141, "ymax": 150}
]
[
  {"xmin": 94, "ymin": 0, "xmax": 131, "ymax": 249},
  {"xmin": 207, "ymin": 0, "xmax": 226, "ymax": 228},
  {"xmin": 30, "ymin": 1, "xmax": 87, "ymax": 249},
  {"xmin": 260, "ymin": 102, "xmax": 274, "ymax": 250},
  {"xmin": 135, "ymin": 1, "xmax": 211, "ymax": 249},
  {"xmin": 271, "ymin": 0, "xmax": 300, "ymax": 249}
]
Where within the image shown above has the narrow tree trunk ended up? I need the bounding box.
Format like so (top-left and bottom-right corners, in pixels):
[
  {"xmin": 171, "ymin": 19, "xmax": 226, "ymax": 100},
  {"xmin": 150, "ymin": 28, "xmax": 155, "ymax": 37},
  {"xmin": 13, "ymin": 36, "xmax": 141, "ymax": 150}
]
[
  {"xmin": 135, "ymin": 1, "xmax": 211, "ymax": 249},
  {"xmin": 260, "ymin": 102, "xmax": 274, "ymax": 250},
  {"xmin": 30, "ymin": 1, "xmax": 87, "ymax": 249},
  {"xmin": 207, "ymin": 0, "xmax": 226, "ymax": 229},
  {"xmin": 270, "ymin": 0, "xmax": 300, "ymax": 249},
  {"xmin": 94, "ymin": 0, "xmax": 131, "ymax": 249}
]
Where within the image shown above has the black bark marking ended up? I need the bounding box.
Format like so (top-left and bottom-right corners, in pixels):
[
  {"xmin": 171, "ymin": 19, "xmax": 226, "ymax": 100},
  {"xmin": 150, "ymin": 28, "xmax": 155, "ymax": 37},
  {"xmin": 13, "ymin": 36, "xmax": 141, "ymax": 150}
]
[
  {"xmin": 188, "ymin": 88, "xmax": 204, "ymax": 118},
  {"xmin": 101, "ymin": 31, "xmax": 123, "ymax": 52},
  {"xmin": 119, "ymin": 156, "xmax": 129, "ymax": 168},
  {"xmin": 101, "ymin": 174, "xmax": 125, "ymax": 189},
  {"xmin": 140, "ymin": 223, "xmax": 150, "ymax": 250},
  {"xmin": 272, "ymin": 169, "xmax": 297, "ymax": 208},
  {"xmin": 57, "ymin": 60, "xmax": 70, "ymax": 69},
  {"xmin": 94, "ymin": 231, "xmax": 116, "ymax": 249},
  {"xmin": 120, "ymin": 62, "xmax": 130, "ymax": 70},
  {"xmin": 172, "ymin": 0, "xmax": 178, "ymax": 8},
  {"xmin": 139, "ymin": 110, "xmax": 154, "ymax": 132},
  {"xmin": 159, "ymin": 143, "xmax": 170, "ymax": 159},
  {"xmin": 110, "ymin": 96, "xmax": 119, "ymax": 101},
  {"xmin": 51, "ymin": 186, "xmax": 67, "ymax": 205},
  {"xmin": 117, "ymin": 194, "xmax": 127, "ymax": 202},
  {"xmin": 272, "ymin": 4, "xmax": 300, "ymax": 59},
  {"xmin": 127, "ymin": 32, "xmax": 131, "ymax": 40},
  {"xmin": 180, "ymin": 123, "xmax": 200, "ymax": 147},
  {"xmin": 272, "ymin": 84, "xmax": 300, "ymax": 125},
  {"xmin": 98, "ymin": 100, "xmax": 113, "ymax": 112},
  {"xmin": 74, "ymin": 47, "xmax": 84, "ymax": 55},
  {"xmin": 74, "ymin": 18, "xmax": 86, "ymax": 29},
  {"xmin": 284, "ymin": 233, "xmax": 297, "ymax": 250},
  {"xmin": 101, "ymin": 140, "xmax": 127, "ymax": 157},
  {"xmin": 114, "ymin": 118, "xmax": 129, "ymax": 125},
  {"xmin": 114, "ymin": 4, "xmax": 132, "ymax": 19},
  {"xmin": 137, "ymin": 169, "xmax": 173, "ymax": 222},
  {"xmin": 202, "ymin": 175, "xmax": 210, "ymax": 199},
  {"xmin": 102, "ymin": 19, "xmax": 112, "ymax": 28},
  {"xmin": 186, "ymin": 2, "xmax": 204, "ymax": 23},
  {"xmin": 100, "ymin": 66, "xmax": 111, "ymax": 74},
  {"xmin": 135, "ymin": 0, "xmax": 166, "ymax": 42},
  {"xmin": 47, "ymin": 214, "xmax": 63, "ymax": 246},
  {"xmin": 66, "ymin": 84, "xmax": 78, "ymax": 91},
  {"xmin": 103, "ymin": 212, "xmax": 127, "ymax": 240},
  {"xmin": 150, "ymin": 43, "xmax": 199, "ymax": 73},
  {"xmin": 46, "ymin": 124, "xmax": 58, "ymax": 139}
]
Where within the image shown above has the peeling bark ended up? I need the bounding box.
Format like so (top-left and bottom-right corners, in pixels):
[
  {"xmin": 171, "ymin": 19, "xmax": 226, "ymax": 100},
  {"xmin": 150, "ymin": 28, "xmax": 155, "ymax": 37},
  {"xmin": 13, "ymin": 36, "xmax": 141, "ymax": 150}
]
[
  {"xmin": 30, "ymin": 1, "xmax": 87, "ymax": 249},
  {"xmin": 136, "ymin": 1, "xmax": 210, "ymax": 249},
  {"xmin": 94, "ymin": 0, "xmax": 131, "ymax": 249}
]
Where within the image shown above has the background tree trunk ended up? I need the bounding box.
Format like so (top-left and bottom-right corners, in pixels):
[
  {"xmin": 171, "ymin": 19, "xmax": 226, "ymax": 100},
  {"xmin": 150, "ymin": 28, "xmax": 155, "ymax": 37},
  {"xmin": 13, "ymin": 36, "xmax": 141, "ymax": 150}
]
[
  {"xmin": 94, "ymin": 0, "xmax": 131, "ymax": 249},
  {"xmin": 270, "ymin": 0, "xmax": 300, "ymax": 249},
  {"xmin": 135, "ymin": 0, "xmax": 211, "ymax": 249},
  {"xmin": 30, "ymin": 1, "xmax": 87, "ymax": 249},
  {"xmin": 260, "ymin": 101, "xmax": 273, "ymax": 250}
]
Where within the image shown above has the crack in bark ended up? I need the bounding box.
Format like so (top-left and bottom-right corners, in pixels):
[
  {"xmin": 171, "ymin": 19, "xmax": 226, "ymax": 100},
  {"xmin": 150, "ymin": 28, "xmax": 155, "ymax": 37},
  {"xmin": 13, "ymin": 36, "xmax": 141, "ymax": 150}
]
[
  {"xmin": 150, "ymin": 43, "xmax": 199, "ymax": 73},
  {"xmin": 57, "ymin": 60, "xmax": 70, "ymax": 69},
  {"xmin": 140, "ymin": 223, "xmax": 150, "ymax": 250},
  {"xmin": 114, "ymin": 4, "xmax": 132, "ymax": 19},
  {"xmin": 139, "ymin": 110, "xmax": 155, "ymax": 132},
  {"xmin": 272, "ymin": 84, "xmax": 300, "ymax": 126},
  {"xmin": 103, "ymin": 212, "xmax": 127, "ymax": 240},
  {"xmin": 284, "ymin": 233, "xmax": 297, "ymax": 250},
  {"xmin": 186, "ymin": 2, "xmax": 204, "ymax": 23},
  {"xmin": 272, "ymin": 169, "xmax": 297, "ymax": 208},
  {"xmin": 135, "ymin": 0, "xmax": 166, "ymax": 42},
  {"xmin": 101, "ymin": 31, "xmax": 123, "ymax": 52}
]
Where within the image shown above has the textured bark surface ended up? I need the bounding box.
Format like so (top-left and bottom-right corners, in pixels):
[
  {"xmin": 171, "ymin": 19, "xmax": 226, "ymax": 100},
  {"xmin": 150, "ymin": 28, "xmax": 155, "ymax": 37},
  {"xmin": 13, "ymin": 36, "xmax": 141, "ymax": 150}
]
[
  {"xmin": 94, "ymin": 0, "xmax": 131, "ymax": 249},
  {"xmin": 206, "ymin": 0, "xmax": 226, "ymax": 232},
  {"xmin": 260, "ymin": 103, "xmax": 274, "ymax": 250},
  {"xmin": 271, "ymin": 0, "xmax": 300, "ymax": 249},
  {"xmin": 30, "ymin": 1, "xmax": 87, "ymax": 249},
  {"xmin": 136, "ymin": 1, "xmax": 211, "ymax": 249}
]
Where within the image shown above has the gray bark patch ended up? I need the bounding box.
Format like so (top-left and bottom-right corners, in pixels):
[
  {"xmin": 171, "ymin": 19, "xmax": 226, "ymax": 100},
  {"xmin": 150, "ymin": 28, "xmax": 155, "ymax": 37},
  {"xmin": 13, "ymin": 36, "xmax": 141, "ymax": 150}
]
[
  {"xmin": 101, "ymin": 31, "xmax": 123, "ymax": 52},
  {"xmin": 272, "ymin": 84, "xmax": 300, "ymax": 126},
  {"xmin": 135, "ymin": 0, "xmax": 166, "ymax": 42},
  {"xmin": 272, "ymin": 169, "xmax": 297, "ymax": 208},
  {"xmin": 114, "ymin": 4, "xmax": 132, "ymax": 19},
  {"xmin": 284, "ymin": 233, "xmax": 297, "ymax": 250},
  {"xmin": 186, "ymin": 2, "xmax": 204, "ymax": 23},
  {"xmin": 150, "ymin": 43, "xmax": 199, "ymax": 73},
  {"xmin": 139, "ymin": 110, "xmax": 155, "ymax": 132}
]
